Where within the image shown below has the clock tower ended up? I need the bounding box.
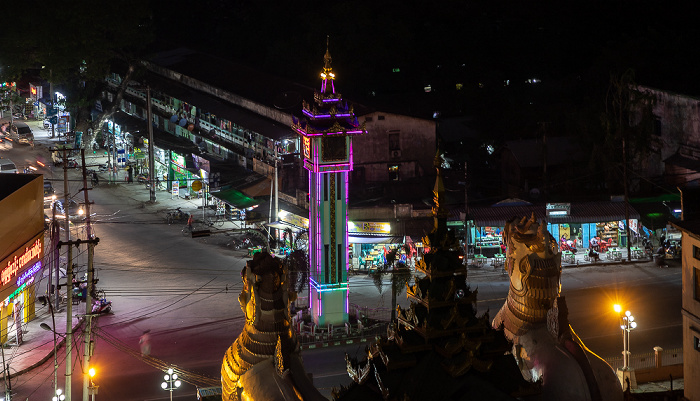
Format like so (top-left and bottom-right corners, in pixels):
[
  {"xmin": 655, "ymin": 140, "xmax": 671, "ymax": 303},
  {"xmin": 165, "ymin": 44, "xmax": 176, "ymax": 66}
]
[{"xmin": 292, "ymin": 38, "xmax": 366, "ymax": 326}]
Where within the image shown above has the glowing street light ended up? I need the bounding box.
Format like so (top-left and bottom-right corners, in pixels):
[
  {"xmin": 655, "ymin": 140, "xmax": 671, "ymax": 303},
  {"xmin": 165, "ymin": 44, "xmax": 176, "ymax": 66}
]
[
  {"xmin": 87, "ymin": 367, "xmax": 99, "ymax": 401},
  {"xmin": 52, "ymin": 388, "xmax": 66, "ymax": 401},
  {"xmin": 161, "ymin": 368, "xmax": 181, "ymax": 401},
  {"xmin": 613, "ymin": 305, "xmax": 637, "ymax": 370}
]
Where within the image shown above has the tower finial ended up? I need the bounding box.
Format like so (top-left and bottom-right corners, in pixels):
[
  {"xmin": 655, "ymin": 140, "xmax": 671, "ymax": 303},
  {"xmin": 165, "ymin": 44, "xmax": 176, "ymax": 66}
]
[{"xmin": 324, "ymin": 35, "xmax": 332, "ymax": 72}]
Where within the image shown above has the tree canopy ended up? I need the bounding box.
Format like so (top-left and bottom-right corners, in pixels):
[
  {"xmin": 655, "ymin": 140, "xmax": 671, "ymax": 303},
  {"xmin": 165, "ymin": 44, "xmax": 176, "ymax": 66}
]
[{"xmin": 1, "ymin": 0, "xmax": 154, "ymax": 142}]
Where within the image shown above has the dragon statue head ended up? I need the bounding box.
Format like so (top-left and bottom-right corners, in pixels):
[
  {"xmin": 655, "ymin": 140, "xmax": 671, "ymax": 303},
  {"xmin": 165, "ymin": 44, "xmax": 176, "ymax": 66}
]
[{"xmin": 494, "ymin": 213, "xmax": 562, "ymax": 339}]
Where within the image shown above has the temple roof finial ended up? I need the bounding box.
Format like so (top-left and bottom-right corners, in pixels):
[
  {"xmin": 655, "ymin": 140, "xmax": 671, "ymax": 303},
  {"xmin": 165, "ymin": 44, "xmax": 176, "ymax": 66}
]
[{"xmin": 323, "ymin": 35, "xmax": 332, "ymax": 72}]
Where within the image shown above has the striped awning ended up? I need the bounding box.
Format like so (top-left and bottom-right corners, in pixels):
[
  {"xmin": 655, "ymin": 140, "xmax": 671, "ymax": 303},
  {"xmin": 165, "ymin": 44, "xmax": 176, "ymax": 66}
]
[{"xmin": 469, "ymin": 201, "xmax": 639, "ymax": 227}]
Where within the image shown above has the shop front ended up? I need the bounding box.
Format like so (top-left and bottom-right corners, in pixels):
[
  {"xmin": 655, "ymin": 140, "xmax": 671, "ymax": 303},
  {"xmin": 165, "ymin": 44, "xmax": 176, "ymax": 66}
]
[
  {"xmin": 0, "ymin": 233, "xmax": 43, "ymax": 344},
  {"xmin": 267, "ymin": 209, "xmax": 310, "ymax": 255},
  {"xmin": 468, "ymin": 201, "xmax": 642, "ymax": 261},
  {"xmin": 347, "ymin": 221, "xmax": 405, "ymax": 272}
]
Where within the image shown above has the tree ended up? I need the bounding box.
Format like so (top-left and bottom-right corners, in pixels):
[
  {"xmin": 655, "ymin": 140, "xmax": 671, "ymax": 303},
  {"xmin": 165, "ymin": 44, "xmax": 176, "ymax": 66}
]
[
  {"xmin": 370, "ymin": 247, "xmax": 412, "ymax": 322},
  {"xmin": 0, "ymin": 0, "xmax": 154, "ymax": 149}
]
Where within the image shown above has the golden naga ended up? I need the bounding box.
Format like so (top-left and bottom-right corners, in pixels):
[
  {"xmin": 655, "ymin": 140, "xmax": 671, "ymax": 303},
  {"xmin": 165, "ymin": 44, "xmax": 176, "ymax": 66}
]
[
  {"xmin": 221, "ymin": 252, "xmax": 325, "ymax": 401},
  {"xmin": 492, "ymin": 214, "xmax": 623, "ymax": 401}
]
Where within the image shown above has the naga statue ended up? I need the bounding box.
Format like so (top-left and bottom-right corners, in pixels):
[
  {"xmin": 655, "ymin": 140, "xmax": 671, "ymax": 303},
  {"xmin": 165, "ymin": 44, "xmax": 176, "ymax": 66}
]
[
  {"xmin": 492, "ymin": 214, "xmax": 623, "ymax": 401},
  {"xmin": 221, "ymin": 252, "xmax": 326, "ymax": 401}
]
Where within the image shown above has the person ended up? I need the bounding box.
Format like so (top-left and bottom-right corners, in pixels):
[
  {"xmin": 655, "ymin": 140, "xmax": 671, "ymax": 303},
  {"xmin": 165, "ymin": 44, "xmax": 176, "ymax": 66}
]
[
  {"xmin": 589, "ymin": 236, "xmax": 599, "ymax": 252},
  {"xmin": 92, "ymin": 171, "xmax": 99, "ymax": 186},
  {"xmin": 187, "ymin": 214, "xmax": 194, "ymax": 232},
  {"xmin": 126, "ymin": 165, "xmax": 134, "ymax": 183},
  {"xmin": 139, "ymin": 330, "xmax": 151, "ymax": 356},
  {"xmin": 588, "ymin": 248, "xmax": 600, "ymax": 262}
]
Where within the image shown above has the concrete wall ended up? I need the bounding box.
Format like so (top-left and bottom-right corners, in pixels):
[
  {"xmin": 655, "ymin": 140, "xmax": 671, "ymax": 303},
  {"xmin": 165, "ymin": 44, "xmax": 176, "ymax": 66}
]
[
  {"xmin": 680, "ymin": 231, "xmax": 700, "ymax": 401},
  {"xmin": 353, "ymin": 112, "xmax": 435, "ymax": 183},
  {"xmin": 635, "ymin": 86, "xmax": 700, "ymax": 183}
]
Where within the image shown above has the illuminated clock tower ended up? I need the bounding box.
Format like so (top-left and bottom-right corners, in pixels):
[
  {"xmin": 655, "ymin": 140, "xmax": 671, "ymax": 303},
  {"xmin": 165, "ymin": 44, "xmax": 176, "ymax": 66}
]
[{"xmin": 292, "ymin": 39, "xmax": 366, "ymax": 326}]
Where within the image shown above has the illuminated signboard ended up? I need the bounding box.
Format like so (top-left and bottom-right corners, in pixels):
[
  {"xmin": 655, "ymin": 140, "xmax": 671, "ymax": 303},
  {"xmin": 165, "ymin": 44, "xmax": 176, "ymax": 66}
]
[
  {"xmin": 1, "ymin": 234, "xmax": 44, "ymax": 302},
  {"xmin": 279, "ymin": 210, "xmax": 309, "ymax": 229},
  {"xmin": 546, "ymin": 202, "xmax": 570, "ymax": 217},
  {"xmin": 303, "ymin": 136, "xmax": 311, "ymax": 160},
  {"xmin": 348, "ymin": 221, "xmax": 391, "ymax": 235}
]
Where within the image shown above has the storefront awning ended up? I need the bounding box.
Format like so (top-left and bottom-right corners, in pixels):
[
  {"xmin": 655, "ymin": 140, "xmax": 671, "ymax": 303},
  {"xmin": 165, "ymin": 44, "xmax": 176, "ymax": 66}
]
[
  {"xmin": 210, "ymin": 188, "xmax": 259, "ymax": 209},
  {"xmin": 348, "ymin": 235, "xmax": 404, "ymax": 244}
]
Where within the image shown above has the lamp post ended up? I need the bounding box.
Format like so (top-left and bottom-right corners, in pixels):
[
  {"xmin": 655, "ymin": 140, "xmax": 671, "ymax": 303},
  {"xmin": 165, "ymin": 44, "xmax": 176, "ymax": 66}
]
[
  {"xmin": 613, "ymin": 304, "xmax": 637, "ymax": 370},
  {"xmin": 87, "ymin": 368, "xmax": 98, "ymax": 401},
  {"xmin": 52, "ymin": 388, "xmax": 65, "ymax": 401},
  {"xmin": 161, "ymin": 368, "xmax": 181, "ymax": 401}
]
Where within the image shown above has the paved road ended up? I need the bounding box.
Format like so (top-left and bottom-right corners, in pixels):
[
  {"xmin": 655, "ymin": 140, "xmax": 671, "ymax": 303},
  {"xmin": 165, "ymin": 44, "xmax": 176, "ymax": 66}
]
[{"xmin": 0, "ymin": 117, "xmax": 683, "ymax": 400}]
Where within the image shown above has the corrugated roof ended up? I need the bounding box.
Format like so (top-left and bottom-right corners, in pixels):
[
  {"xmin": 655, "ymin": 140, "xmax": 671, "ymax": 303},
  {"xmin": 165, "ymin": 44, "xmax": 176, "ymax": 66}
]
[{"xmin": 469, "ymin": 201, "xmax": 639, "ymax": 227}]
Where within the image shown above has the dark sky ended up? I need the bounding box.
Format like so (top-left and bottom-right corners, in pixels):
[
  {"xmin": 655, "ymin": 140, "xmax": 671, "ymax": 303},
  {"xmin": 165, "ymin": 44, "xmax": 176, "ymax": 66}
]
[{"xmin": 151, "ymin": 0, "xmax": 700, "ymax": 100}]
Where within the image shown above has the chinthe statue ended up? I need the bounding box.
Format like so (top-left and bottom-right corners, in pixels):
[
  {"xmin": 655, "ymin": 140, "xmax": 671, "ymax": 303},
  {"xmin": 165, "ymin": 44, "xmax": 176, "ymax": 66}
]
[
  {"xmin": 492, "ymin": 214, "xmax": 623, "ymax": 401},
  {"xmin": 221, "ymin": 252, "xmax": 326, "ymax": 401}
]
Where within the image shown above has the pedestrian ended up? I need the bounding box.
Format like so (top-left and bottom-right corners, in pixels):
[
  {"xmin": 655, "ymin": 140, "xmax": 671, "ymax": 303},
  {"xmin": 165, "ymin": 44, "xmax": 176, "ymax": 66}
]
[
  {"xmin": 127, "ymin": 165, "xmax": 134, "ymax": 183},
  {"xmin": 139, "ymin": 330, "xmax": 151, "ymax": 356}
]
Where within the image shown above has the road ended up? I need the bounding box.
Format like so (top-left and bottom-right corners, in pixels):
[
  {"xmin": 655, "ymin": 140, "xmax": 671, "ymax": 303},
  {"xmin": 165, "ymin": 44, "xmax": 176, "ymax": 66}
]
[{"xmin": 1, "ymin": 121, "xmax": 683, "ymax": 400}]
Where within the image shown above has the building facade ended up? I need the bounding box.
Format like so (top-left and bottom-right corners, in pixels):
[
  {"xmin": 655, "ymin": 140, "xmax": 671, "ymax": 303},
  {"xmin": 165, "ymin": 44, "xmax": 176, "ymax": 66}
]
[{"xmin": 0, "ymin": 174, "xmax": 44, "ymax": 345}]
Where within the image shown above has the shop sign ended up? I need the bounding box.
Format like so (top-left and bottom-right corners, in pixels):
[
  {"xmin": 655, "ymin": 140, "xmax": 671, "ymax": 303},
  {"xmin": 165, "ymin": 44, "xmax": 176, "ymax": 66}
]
[
  {"xmin": 2, "ymin": 238, "xmax": 42, "ymax": 286},
  {"xmin": 1, "ymin": 235, "xmax": 44, "ymax": 302},
  {"xmin": 349, "ymin": 221, "xmax": 391, "ymax": 235},
  {"xmin": 546, "ymin": 203, "xmax": 570, "ymax": 217},
  {"xmin": 279, "ymin": 210, "xmax": 309, "ymax": 229},
  {"xmin": 171, "ymin": 152, "xmax": 186, "ymax": 168}
]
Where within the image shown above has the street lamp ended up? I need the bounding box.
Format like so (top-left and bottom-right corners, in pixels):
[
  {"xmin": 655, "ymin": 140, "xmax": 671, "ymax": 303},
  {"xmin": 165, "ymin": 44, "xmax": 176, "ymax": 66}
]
[
  {"xmin": 87, "ymin": 368, "xmax": 98, "ymax": 401},
  {"xmin": 613, "ymin": 304, "xmax": 637, "ymax": 370},
  {"xmin": 161, "ymin": 368, "xmax": 181, "ymax": 401},
  {"xmin": 52, "ymin": 388, "xmax": 65, "ymax": 401}
]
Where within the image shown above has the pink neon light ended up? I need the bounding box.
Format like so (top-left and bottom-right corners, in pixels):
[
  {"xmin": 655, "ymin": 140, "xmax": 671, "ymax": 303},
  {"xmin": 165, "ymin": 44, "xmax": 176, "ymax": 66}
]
[
  {"xmin": 302, "ymin": 109, "xmax": 353, "ymax": 119},
  {"xmin": 322, "ymin": 98, "xmax": 340, "ymax": 103}
]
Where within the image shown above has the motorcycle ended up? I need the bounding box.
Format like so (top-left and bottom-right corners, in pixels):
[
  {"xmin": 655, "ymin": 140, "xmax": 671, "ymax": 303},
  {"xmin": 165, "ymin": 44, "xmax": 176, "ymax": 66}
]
[{"xmin": 92, "ymin": 297, "xmax": 112, "ymax": 314}]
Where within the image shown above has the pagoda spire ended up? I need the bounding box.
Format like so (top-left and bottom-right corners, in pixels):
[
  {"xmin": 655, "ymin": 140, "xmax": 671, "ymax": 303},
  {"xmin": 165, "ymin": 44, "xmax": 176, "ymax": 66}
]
[{"xmin": 320, "ymin": 35, "xmax": 335, "ymax": 95}]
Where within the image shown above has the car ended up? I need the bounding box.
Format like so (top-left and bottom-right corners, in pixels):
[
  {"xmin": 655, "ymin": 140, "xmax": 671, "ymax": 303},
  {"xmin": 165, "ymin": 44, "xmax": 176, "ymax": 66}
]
[
  {"xmin": 43, "ymin": 181, "xmax": 57, "ymax": 208},
  {"xmin": 51, "ymin": 199, "xmax": 85, "ymax": 221},
  {"xmin": 17, "ymin": 126, "xmax": 34, "ymax": 145},
  {"xmin": 0, "ymin": 158, "xmax": 18, "ymax": 174}
]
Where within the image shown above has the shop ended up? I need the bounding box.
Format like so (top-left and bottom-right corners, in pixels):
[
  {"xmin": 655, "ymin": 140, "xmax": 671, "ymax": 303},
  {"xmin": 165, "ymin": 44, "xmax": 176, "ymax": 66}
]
[
  {"xmin": 468, "ymin": 201, "xmax": 642, "ymax": 258},
  {"xmin": 347, "ymin": 221, "xmax": 406, "ymax": 272},
  {"xmin": 267, "ymin": 209, "xmax": 310, "ymax": 255},
  {"xmin": 0, "ymin": 233, "xmax": 43, "ymax": 344}
]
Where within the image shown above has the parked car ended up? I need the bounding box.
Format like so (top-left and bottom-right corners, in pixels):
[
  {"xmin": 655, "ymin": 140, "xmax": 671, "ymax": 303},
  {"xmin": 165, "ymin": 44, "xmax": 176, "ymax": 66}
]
[{"xmin": 0, "ymin": 158, "xmax": 18, "ymax": 174}]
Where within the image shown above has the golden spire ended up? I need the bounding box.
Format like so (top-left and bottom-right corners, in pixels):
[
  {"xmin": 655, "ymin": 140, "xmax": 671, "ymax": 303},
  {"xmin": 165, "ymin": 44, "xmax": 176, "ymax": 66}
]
[{"xmin": 323, "ymin": 35, "xmax": 332, "ymax": 73}]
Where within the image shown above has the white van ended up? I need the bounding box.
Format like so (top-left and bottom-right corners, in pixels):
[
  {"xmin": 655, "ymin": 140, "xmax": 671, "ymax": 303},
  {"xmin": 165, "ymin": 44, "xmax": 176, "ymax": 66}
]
[{"xmin": 0, "ymin": 158, "xmax": 18, "ymax": 174}]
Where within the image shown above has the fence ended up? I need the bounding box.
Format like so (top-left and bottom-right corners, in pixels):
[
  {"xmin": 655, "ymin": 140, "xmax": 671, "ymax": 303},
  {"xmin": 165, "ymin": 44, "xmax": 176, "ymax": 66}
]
[{"xmin": 603, "ymin": 347, "xmax": 683, "ymax": 370}]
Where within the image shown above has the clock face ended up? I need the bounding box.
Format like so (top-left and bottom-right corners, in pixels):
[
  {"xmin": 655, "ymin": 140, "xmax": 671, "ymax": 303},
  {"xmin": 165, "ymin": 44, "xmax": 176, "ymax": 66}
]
[
  {"xmin": 303, "ymin": 136, "xmax": 311, "ymax": 160},
  {"xmin": 322, "ymin": 136, "xmax": 347, "ymax": 162}
]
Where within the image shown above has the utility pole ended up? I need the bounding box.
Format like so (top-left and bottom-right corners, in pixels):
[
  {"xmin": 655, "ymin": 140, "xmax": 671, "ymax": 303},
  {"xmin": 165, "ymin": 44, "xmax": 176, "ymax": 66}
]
[
  {"xmin": 146, "ymin": 87, "xmax": 156, "ymax": 203},
  {"xmin": 80, "ymin": 149, "xmax": 96, "ymax": 401},
  {"xmin": 61, "ymin": 148, "xmax": 73, "ymax": 401}
]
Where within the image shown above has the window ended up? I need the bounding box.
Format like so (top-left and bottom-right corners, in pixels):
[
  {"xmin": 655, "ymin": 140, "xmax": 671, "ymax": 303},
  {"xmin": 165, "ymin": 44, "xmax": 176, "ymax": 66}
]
[
  {"xmin": 696, "ymin": 267, "xmax": 700, "ymax": 302},
  {"xmin": 378, "ymin": 115, "xmax": 385, "ymax": 120},
  {"xmin": 694, "ymin": 245, "xmax": 700, "ymax": 260},
  {"xmin": 389, "ymin": 133, "xmax": 400, "ymax": 150},
  {"xmin": 695, "ymin": 336, "xmax": 700, "ymax": 351},
  {"xmin": 388, "ymin": 164, "xmax": 400, "ymax": 181},
  {"xmin": 365, "ymin": 116, "xmax": 373, "ymax": 122}
]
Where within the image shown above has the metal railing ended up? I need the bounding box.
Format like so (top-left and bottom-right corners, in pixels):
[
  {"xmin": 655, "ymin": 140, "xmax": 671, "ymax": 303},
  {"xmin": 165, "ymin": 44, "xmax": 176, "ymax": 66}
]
[{"xmin": 604, "ymin": 347, "xmax": 683, "ymax": 370}]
